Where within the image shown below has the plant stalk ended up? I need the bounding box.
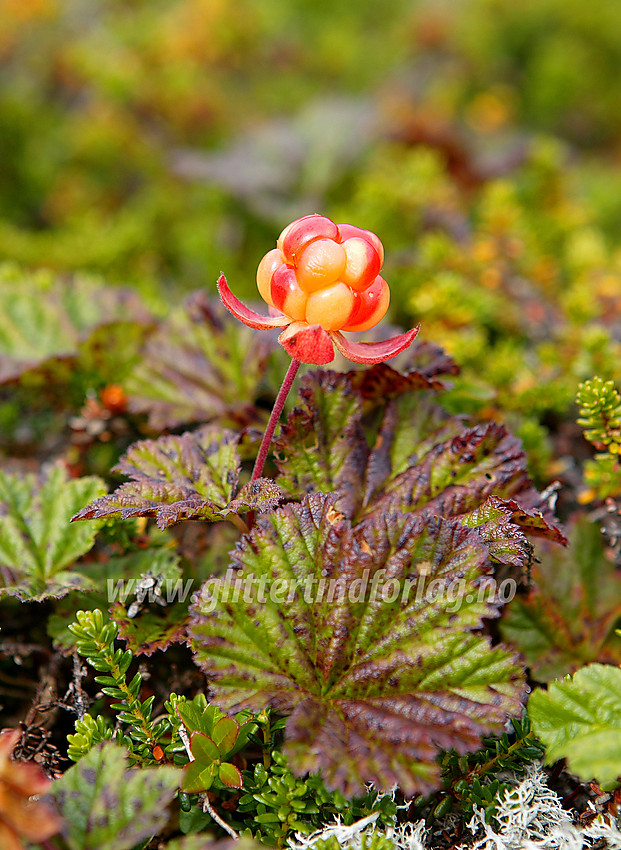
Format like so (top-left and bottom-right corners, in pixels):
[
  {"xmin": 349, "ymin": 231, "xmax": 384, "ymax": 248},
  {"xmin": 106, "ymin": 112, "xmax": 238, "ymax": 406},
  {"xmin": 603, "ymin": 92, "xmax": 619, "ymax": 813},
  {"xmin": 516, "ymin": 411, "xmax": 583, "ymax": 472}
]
[{"xmin": 251, "ymin": 358, "xmax": 301, "ymax": 482}]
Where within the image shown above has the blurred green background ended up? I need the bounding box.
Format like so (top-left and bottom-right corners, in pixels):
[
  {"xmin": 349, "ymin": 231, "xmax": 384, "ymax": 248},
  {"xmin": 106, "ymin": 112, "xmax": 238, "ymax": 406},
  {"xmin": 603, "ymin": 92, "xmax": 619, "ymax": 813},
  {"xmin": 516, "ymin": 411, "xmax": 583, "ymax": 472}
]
[
  {"xmin": 3, "ymin": 0, "xmax": 621, "ymax": 478},
  {"xmin": 4, "ymin": 0, "xmax": 621, "ymax": 292}
]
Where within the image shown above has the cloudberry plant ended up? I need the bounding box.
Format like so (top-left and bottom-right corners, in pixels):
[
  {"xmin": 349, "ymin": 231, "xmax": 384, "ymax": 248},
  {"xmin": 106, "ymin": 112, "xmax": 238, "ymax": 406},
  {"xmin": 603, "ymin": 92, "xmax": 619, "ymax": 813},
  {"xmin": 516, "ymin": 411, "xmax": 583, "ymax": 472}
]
[{"xmin": 219, "ymin": 215, "xmax": 419, "ymax": 482}]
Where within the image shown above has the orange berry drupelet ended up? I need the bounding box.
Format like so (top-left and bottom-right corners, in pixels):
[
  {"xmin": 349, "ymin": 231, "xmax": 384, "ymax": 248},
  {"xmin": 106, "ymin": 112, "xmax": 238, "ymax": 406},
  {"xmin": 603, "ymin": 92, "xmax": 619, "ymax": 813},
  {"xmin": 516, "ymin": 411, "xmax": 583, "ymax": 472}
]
[{"xmin": 256, "ymin": 214, "xmax": 390, "ymax": 333}]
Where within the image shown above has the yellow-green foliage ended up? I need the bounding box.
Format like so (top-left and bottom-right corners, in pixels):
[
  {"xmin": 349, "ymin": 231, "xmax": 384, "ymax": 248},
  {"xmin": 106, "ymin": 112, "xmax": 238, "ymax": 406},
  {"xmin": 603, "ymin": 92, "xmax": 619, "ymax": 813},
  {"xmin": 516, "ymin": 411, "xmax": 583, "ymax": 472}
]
[{"xmin": 577, "ymin": 377, "xmax": 621, "ymax": 500}]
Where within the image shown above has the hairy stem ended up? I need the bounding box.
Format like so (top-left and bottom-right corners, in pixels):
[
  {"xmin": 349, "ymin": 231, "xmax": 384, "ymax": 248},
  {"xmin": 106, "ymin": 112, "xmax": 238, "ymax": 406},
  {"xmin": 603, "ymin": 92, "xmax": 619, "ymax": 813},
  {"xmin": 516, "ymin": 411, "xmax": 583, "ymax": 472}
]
[{"xmin": 251, "ymin": 358, "xmax": 301, "ymax": 482}]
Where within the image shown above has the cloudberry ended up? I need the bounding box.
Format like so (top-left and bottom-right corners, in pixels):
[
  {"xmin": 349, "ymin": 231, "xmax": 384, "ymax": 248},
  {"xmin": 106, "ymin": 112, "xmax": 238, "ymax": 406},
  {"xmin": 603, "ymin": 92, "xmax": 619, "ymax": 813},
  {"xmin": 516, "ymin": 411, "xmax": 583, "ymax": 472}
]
[{"xmin": 257, "ymin": 214, "xmax": 390, "ymax": 333}]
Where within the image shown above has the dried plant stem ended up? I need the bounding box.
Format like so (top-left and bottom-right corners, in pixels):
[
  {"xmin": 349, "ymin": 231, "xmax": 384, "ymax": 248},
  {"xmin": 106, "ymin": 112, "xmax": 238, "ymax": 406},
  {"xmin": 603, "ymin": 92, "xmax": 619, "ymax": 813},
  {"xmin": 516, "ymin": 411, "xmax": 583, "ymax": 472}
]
[
  {"xmin": 202, "ymin": 794, "xmax": 239, "ymax": 839},
  {"xmin": 251, "ymin": 358, "xmax": 301, "ymax": 482}
]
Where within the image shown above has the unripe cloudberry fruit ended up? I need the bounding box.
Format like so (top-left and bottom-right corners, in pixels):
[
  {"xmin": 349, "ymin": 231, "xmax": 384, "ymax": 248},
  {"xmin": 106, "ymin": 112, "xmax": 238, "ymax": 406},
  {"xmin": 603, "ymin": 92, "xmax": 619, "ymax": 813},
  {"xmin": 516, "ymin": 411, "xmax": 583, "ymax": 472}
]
[{"xmin": 256, "ymin": 214, "xmax": 390, "ymax": 333}]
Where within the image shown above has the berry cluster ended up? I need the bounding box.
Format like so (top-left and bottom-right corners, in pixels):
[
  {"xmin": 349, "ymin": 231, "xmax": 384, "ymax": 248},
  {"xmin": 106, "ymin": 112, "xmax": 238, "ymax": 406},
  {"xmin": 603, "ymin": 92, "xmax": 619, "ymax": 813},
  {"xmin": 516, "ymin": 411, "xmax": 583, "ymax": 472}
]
[{"xmin": 256, "ymin": 214, "xmax": 390, "ymax": 332}]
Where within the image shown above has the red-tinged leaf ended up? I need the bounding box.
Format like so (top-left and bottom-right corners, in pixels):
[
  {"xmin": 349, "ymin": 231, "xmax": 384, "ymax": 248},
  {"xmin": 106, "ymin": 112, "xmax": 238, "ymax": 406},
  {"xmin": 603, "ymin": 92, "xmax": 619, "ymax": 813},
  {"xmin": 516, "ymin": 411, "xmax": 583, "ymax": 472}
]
[
  {"xmin": 126, "ymin": 293, "xmax": 282, "ymax": 430},
  {"xmin": 461, "ymin": 496, "xmax": 567, "ymax": 568},
  {"xmin": 278, "ymin": 323, "xmax": 335, "ymax": 364},
  {"xmin": 399, "ymin": 340, "xmax": 461, "ymax": 379},
  {"xmin": 488, "ymin": 497, "xmax": 566, "ymax": 545},
  {"xmin": 228, "ymin": 478, "xmax": 284, "ymax": 515},
  {"xmin": 330, "ymin": 325, "xmax": 420, "ymax": 365},
  {"xmin": 275, "ymin": 368, "xmax": 559, "ymax": 570},
  {"xmin": 190, "ymin": 732, "xmax": 220, "ymax": 762},
  {"xmin": 212, "ymin": 717, "xmax": 239, "ymax": 754},
  {"xmin": 348, "ymin": 362, "xmax": 448, "ymax": 405},
  {"xmin": 361, "ymin": 392, "xmax": 464, "ymax": 509},
  {"xmin": 275, "ymin": 371, "xmax": 368, "ymax": 516},
  {"xmin": 111, "ymin": 602, "xmax": 189, "ymax": 657},
  {"xmin": 51, "ymin": 743, "xmax": 179, "ymax": 850},
  {"xmin": 182, "ymin": 761, "xmax": 216, "ymax": 793},
  {"xmin": 362, "ymin": 423, "xmax": 531, "ymax": 523},
  {"xmin": 190, "ymin": 493, "xmax": 526, "ymax": 796},
  {"xmin": 501, "ymin": 518, "xmax": 621, "ymax": 680},
  {"xmin": 218, "ymin": 762, "xmax": 243, "ymax": 789},
  {"xmin": 0, "ymin": 729, "xmax": 61, "ymax": 847},
  {"xmin": 217, "ymin": 274, "xmax": 289, "ymax": 330},
  {"xmin": 72, "ymin": 426, "xmax": 282, "ymax": 529}
]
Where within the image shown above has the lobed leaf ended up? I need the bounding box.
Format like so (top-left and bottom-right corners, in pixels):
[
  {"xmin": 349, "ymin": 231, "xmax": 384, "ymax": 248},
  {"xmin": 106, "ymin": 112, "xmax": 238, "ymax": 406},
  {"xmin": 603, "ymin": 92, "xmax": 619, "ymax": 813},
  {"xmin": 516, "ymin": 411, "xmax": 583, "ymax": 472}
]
[
  {"xmin": 72, "ymin": 425, "xmax": 282, "ymax": 530},
  {"xmin": 48, "ymin": 546, "xmax": 182, "ymax": 653},
  {"xmin": 111, "ymin": 601, "xmax": 189, "ymax": 657},
  {"xmin": 365, "ymin": 422, "xmax": 531, "ymax": 521},
  {"xmin": 50, "ymin": 743, "xmax": 179, "ymax": 850},
  {"xmin": 274, "ymin": 371, "xmax": 368, "ymax": 516},
  {"xmin": 190, "ymin": 493, "xmax": 526, "ymax": 796},
  {"xmin": 0, "ymin": 273, "xmax": 151, "ymax": 385},
  {"xmin": 125, "ymin": 292, "xmax": 282, "ymax": 430},
  {"xmin": 275, "ymin": 369, "xmax": 564, "ymax": 559},
  {"xmin": 0, "ymin": 465, "xmax": 106, "ymax": 601},
  {"xmin": 501, "ymin": 519, "xmax": 621, "ymax": 679},
  {"xmin": 0, "ymin": 272, "xmax": 154, "ymax": 444},
  {"xmin": 528, "ymin": 663, "xmax": 621, "ymax": 786}
]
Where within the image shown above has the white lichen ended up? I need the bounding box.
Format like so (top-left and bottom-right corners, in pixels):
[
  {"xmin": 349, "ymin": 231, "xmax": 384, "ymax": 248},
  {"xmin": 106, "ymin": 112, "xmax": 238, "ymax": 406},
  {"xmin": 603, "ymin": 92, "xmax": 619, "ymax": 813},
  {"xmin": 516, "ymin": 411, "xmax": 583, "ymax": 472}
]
[{"xmin": 287, "ymin": 767, "xmax": 621, "ymax": 850}]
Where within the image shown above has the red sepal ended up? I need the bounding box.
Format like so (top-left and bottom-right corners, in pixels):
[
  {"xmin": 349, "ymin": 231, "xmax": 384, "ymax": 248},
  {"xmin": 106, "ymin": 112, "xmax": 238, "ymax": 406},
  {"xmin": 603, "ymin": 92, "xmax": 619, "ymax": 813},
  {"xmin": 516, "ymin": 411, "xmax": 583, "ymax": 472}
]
[
  {"xmin": 278, "ymin": 323, "xmax": 335, "ymax": 365},
  {"xmin": 217, "ymin": 274, "xmax": 289, "ymax": 330},
  {"xmin": 330, "ymin": 326, "xmax": 420, "ymax": 365}
]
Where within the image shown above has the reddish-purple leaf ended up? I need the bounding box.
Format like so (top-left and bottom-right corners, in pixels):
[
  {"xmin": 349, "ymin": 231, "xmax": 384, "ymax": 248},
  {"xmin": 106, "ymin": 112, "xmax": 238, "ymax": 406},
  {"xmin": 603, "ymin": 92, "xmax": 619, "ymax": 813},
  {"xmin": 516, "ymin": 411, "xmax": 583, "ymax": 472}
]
[{"xmin": 72, "ymin": 425, "xmax": 283, "ymax": 529}]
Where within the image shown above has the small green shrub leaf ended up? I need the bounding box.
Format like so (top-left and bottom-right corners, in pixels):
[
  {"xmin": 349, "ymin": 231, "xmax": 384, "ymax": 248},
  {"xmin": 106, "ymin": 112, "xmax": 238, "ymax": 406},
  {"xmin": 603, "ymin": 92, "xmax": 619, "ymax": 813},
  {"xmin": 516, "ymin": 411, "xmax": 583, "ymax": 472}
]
[
  {"xmin": 50, "ymin": 742, "xmax": 179, "ymax": 850},
  {"xmin": 0, "ymin": 465, "xmax": 105, "ymax": 600},
  {"xmin": 190, "ymin": 731, "xmax": 220, "ymax": 762},
  {"xmin": 219, "ymin": 761, "xmax": 243, "ymax": 788},
  {"xmin": 501, "ymin": 519, "xmax": 621, "ymax": 679},
  {"xmin": 190, "ymin": 493, "xmax": 525, "ymax": 796},
  {"xmin": 212, "ymin": 716, "xmax": 239, "ymax": 752},
  {"xmin": 528, "ymin": 663, "xmax": 621, "ymax": 786}
]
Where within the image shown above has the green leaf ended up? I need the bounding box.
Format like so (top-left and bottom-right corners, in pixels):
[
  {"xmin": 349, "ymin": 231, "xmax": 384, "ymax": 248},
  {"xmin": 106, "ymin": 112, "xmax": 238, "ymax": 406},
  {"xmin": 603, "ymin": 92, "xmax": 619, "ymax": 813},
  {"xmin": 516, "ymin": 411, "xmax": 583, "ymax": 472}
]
[
  {"xmin": 577, "ymin": 377, "xmax": 621, "ymax": 450},
  {"xmin": 177, "ymin": 702, "xmax": 222, "ymax": 737},
  {"xmin": 528, "ymin": 663, "xmax": 621, "ymax": 786},
  {"xmin": 47, "ymin": 545, "xmax": 181, "ymax": 652},
  {"xmin": 364, "ymin": 421, "xmax": 536, "ymax": 522},
  {"xmin": 501, "ymin": 518, "xmax": 621, "ymax": 679},
  {"xmin": 0, "ymin": 271, "xmax": 151, "ymax": 385},
  {"xmin": 50, "ymin": 743, "xmax": 179, "ymax": 850},
  {"xmin": 0, "ymin": 465, "xmax": 106, "ymax": 600},
  {"xmin": 111, "ymin": 601, "xmax": 189, "ymax": 656},
  {"xmin": 190, "ymin": 493, "xmax": 525, "ymax": 796},
  {"xmin": 275, "ymin": 370, "xmax": 368, "ymax": 516},
  {"xmin": 183, "ymin": 760, "xmax": 216, "ymax": 793},
  {"xmin": 212, "ymin": 716, "xmax": 239, "ymax": 754},
  {"xmin": 190, "ymin": 731, "xmax": 221, "ymax": 762},
  {"xmin": 219, "ymin": 761, "xmax": 243, "ymax": 788},
  {"xmin": 125, "ymin": 293, "xmax": 281, "ymax": 430},
  {"xmin": 72, "ymin": 425, "xmax": 282, "ymax": 529}
]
